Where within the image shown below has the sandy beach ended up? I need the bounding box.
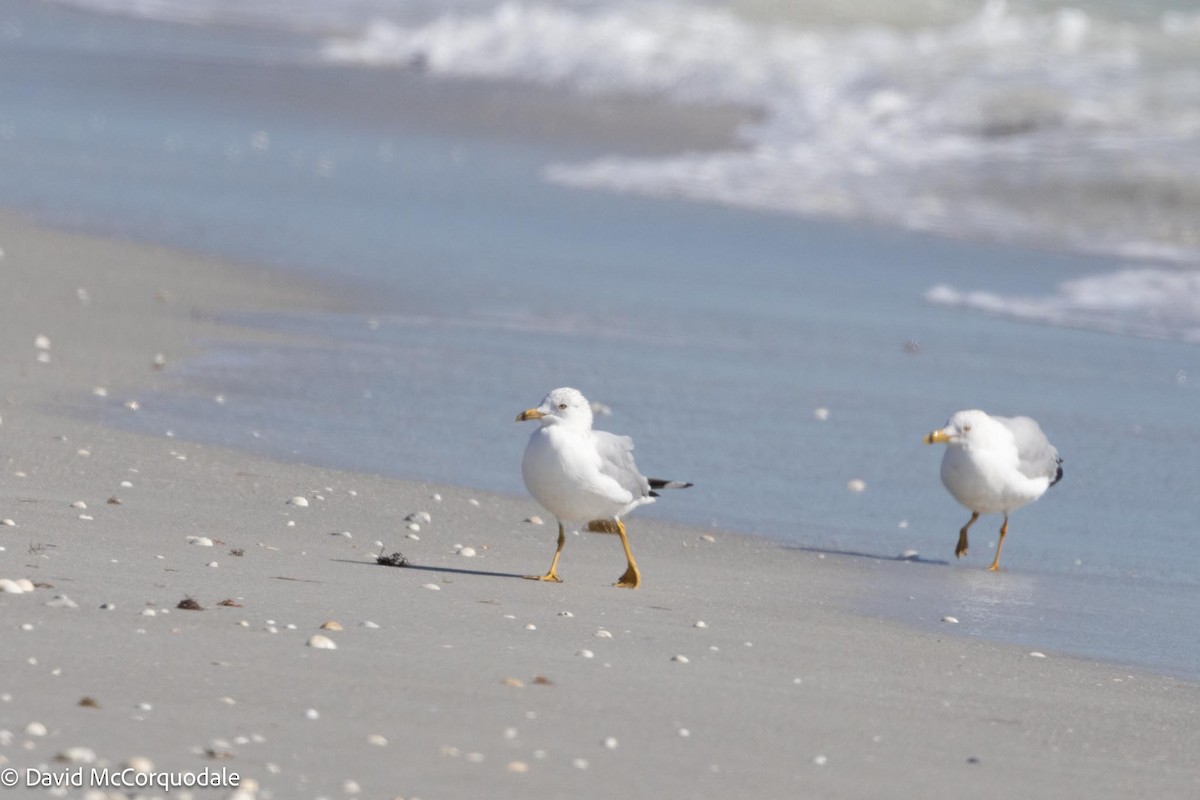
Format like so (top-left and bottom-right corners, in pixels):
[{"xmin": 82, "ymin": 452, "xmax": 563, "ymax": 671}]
[{"xmin": 1, "ymin": 215, "xmax": 1197, "ymax": 799}]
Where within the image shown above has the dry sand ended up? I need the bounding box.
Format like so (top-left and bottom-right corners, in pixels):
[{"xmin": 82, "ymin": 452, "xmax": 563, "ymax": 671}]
[{"xmin": 1, "ymin": 213, "xmax": 1197, "ymax": 799}]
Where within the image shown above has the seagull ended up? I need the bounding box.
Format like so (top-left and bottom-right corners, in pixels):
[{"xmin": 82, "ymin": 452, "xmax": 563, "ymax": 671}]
[
  {"xmin": 516, "ymin": 387, "xmax": 691, "ymax": 589},
  {"xmin": 924, "ymin": 409, "xmax": 1063, "ymax": 571}
]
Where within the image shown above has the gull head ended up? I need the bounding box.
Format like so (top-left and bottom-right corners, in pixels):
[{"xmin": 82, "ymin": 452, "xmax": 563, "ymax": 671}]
[
  {"xmin": 924, "ymin": 409, "xmax": 995, "ymax": 446},
  {"xmin": 516, "ymin": 387, "xmax": 593, "ymax": 429}
]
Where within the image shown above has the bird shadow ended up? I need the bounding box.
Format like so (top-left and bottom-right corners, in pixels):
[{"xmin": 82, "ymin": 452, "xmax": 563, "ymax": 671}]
[
  {"xmin": 330, "ymin": 558, "xmax": 529, "ymax": 581},
  {"xmin": 780, "ymin": 544, "xmax": 950, "ymax": 566}
]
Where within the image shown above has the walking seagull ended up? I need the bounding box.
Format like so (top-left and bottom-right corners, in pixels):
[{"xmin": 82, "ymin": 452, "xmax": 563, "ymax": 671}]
[
  {"xmin": 516, "ymin": 387, "xmax": 691, "ymax": 589},
  {"xmin": 924, "ymin": 409, "xmax": 1063, "ymax": 571}
]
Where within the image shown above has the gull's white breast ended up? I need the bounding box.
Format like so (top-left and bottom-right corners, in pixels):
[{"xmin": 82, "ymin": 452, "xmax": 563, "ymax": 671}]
[
  {"xmin": 522, "ymin": 426, "xmax": 637, "ymax": 522},
  {"xmin": 940, "ymin": 440, "xmax": 1051, "ymax": 515}
]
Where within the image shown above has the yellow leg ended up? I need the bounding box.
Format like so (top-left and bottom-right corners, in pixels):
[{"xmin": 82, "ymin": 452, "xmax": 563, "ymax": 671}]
[
  {"xmin": 612, "ymin": 518, "xmax": 641, "ymax": 589},
  {"xmin": 525, "ymin": 521, "xmax": 565, "ymax": 583},
  {"xmin": 956, "ymin": 511, "xmax": 979, "ymax": 559},
  {"xmin": 987, "ymin": 516, "xmax": 1008, "ymax": 572}
]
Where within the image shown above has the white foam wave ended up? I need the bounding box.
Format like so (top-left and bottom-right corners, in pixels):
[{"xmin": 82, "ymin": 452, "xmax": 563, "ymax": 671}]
[
  {"xmin": 926, "ymin": 268, "xmax": 1200, "ymax": 343},
  {"xmin": 321, "ymin": 1, "xmax": 1200, "ymax": 264}
]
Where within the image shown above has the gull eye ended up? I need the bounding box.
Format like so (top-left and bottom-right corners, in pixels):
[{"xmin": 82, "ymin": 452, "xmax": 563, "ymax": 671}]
[
  {"xmin": 558, "ymin": 403, "xmax": 568, "ymax": 411},
  {"xmin": 962, "ymin": 424, "xmax": 972, "ymax": 432}
]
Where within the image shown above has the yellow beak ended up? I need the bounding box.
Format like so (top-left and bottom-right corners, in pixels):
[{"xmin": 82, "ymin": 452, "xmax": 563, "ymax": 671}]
[
  {"xmin": 924, "ymin": 429, "xmax": 950, "ymax": 444},
  {"xmin": 516, "ymin": 408, "xmax": 544, "ymax": 422}
]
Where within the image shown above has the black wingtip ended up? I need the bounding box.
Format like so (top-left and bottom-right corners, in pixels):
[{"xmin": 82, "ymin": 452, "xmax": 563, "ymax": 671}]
[
  {"xmin": 648, "ymin": 478, "xmax": 694, "ymax": 490},
  {"xmin": 1051, "ymin": 458, "xmax": 1064, "ymax": 487}
]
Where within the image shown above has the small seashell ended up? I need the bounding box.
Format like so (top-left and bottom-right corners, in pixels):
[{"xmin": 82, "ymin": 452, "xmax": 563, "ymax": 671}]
[
  {"xmin": 332, "ymin": 531, "xmax": 352, "ymax": 538},
  {"xmin": 558, "ymin": 611, "xmax": 574, "ymax": 617},
  {"xmin": 15, "ymin": 579, "xmax": 33, "ymax": 592},
  {"xmin": 694, "ymin": 621, "xmax": 708, "ymax": 628},
  {"xmin": 36, "ymin": 351, "xmax": 50, "ymax": 363},
  {"xmin": 672, "ymin": 655, "xmax": 690, "ymax": 664},
  {"xmin": 207, "ymin": 561, "xmax": 219, "ymax": 568},
  {"xmin": 307, "ymin": 635, "xmax": 337, "ymax": 650},
  {"xmin": 1029, "ymin": 652, "xmax": 1047, "ymax": 659},
  {"xmin": 847, "ymin": 478, "xmax": 867, "ymax": 492},
  {"xmin": 678, "ymin": 728, "xmax": 690, "ymax": 737},
  {"xmin": 93, "ymin": 386, "xmax": 108, "ymax": 397},
  {"xmin": 78, "ymin": 514, "xmax": 93, "ymax": 521},
  {"xmin": 942, "ymin": 616, "xmax": 959, "ymax": 624},
  {"xmin": 70, "ymin": 500, "xmax": 87, "ymax": 509},
  {"xmin": 57, "ymin": 746, "xmax": 96, "ymax": 764},
  {"xmin": 0, "ymin": 579, "xmax": 24, "ymax": 594},
  {"xmin": 572, "ymin": 758, "xmax": 589, "ymax": 769},
  {"xmin": 367, "ymin": 734, "xmax": 388, "ymax": 746},
  {"xmin": 507, "ymin": 761, "xmax": 529, "ymax": 774},
  {"xmin": 141, "ymin": 609, "xmax": 157, "ymax": 617},
  {"xmin": 99, "ymin": 603, "xmax": 116, "ymax": 610},
  {"xmin": 814, "ymin": 755, "xmax": 828, "ymax": 766},
  {"xmin": 45, "ymin": 595, "xmax": 78, "ymax": 608},
  {"xmin": 187, "ymin": 536, "xmax": 214, "ymax": 547},
  {"xmin": 407, "ymin": 522, "xmax": 420, "ymax": 532},
  {"xmin": 34, "ymin": 334, "xmax": 51, "ymax": 350},
  {"xmin": 525, "ymin": 516, "xmax": 544, "ymax": 525},
  {"xmin": 459, "ymin": 547, "xmax": 477, "ymax": 558},
  {"xmin": 288, "ymin": 496, "xmax": 309, "ymax": 507},
  {"xmin": 421, "ymin": 583, "xmax": 441, "ymax": 591},
  {"xmin": 701, "ymin": 534, "xmax": 716, "ymax": 543},
  {"xmin": 361, "ymin": 621, "xmax": 380, "ymax": 629},
  {"xmin": 594, "ymin": 629, "xmax": 612, "ymax": 638},
  {"xmin": 343, "ymin": 779, "xmax": 361, "ymax": 794},
  {"xmin": 119, "ymin": 480, "xmax": 133, "ymax": 488},
  {"xmin": 0, "ymin": 519, "xmax": 14, "ymax": 526},
  {"xmin": 432, "ymin": 493, "xmax": 442, "ymax": 502},
  {"xmin": 603, "ymin": 737, "xmax": 619, "ymax": 750},
  {"xmin": 524, "ymin": 623, "xmax": 536, "ymax": 631},
  {"xmin": 304, "ymin": 708, "xmax": 320, "ymax": 720},
  {"xmin": 502, "ymin": 677, "xmax": 525, "ymax": 688},
  {"xmin": 900, "ymin": 549, "xmax": 919, "ymax": 560},
  {"xmin": 125, "ymin": 399, "xmax": 140, "ymax": 410},
  {"xmin": 320, "ymin": 620, "xmax": 343, "ymax": 631},
  {"xmin": 26, "ymin": 722, "xmax": 48, "ymax": 736},
  {"xmin": 813, "ymin": 407, "xmax": 830, "ymax": 420},
  {"xmin": 468, "ymin": 498, "xmax": 480, "ymax": 506},
  {"xmin": 577, "ymin": 649, "xmax": 594, "ymax": 659},
  {"xmin": 406, "ymin": 533, "xmax": 420, "ymax": 541},
  {"xmin": 124, "ymin": 756, "xmax": 154, "ymax": 773}
]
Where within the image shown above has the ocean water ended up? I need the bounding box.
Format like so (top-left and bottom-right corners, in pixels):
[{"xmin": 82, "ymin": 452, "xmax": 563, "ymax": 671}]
[{"xmin": 2, "ymin": 0, "xmax": 1198, "ymax": 678}]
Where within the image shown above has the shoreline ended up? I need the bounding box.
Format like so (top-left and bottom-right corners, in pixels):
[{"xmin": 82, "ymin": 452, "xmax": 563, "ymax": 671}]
[{"xmin": 2, "ymin": 214, "xmax": 1198, "ymax": 798}]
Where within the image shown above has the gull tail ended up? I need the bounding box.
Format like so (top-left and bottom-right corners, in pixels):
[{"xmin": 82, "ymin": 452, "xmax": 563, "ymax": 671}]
[{"xmin": 648, "ymin": 478, "xmax": 693, "ymax": 497}]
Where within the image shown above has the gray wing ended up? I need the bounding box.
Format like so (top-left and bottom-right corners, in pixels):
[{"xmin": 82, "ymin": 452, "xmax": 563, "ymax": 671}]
[
  {"xmin": 593, "ymin": 431, "xmax": 652, "ymax": 500},
  {"xmin": 995, "ymin": 416, "xmax": 1062, "ymax": 484}
]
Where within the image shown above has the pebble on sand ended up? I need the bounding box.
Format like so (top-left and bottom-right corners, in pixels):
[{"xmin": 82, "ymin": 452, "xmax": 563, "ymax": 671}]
[
  {"xmin": 458, "ymin": 547, "xmax": 477, "ymax": 558},
  {"xmin": 307, "ymin": 635, "xmax": 337, "ymax": 650},
  {"xmin": 26, "ymin": 722, "xmax": 48, "ymax": 737},
  {"xmin": 287, "ymin": 496, "xmax": 310, "ymax": 507},
  {"xmin": 320, "ymin": 620, "xmax": 344, "ymax": 631}
]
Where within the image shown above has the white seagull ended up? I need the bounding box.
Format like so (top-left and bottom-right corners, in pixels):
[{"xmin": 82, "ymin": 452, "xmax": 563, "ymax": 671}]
[
  {"xmin": 924, "ymin": 409, "xmax": 1063, "ymax": 571},
  {"xmin": 516, "ymin": 387, "xmax": 691, "ymax": 589}
]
